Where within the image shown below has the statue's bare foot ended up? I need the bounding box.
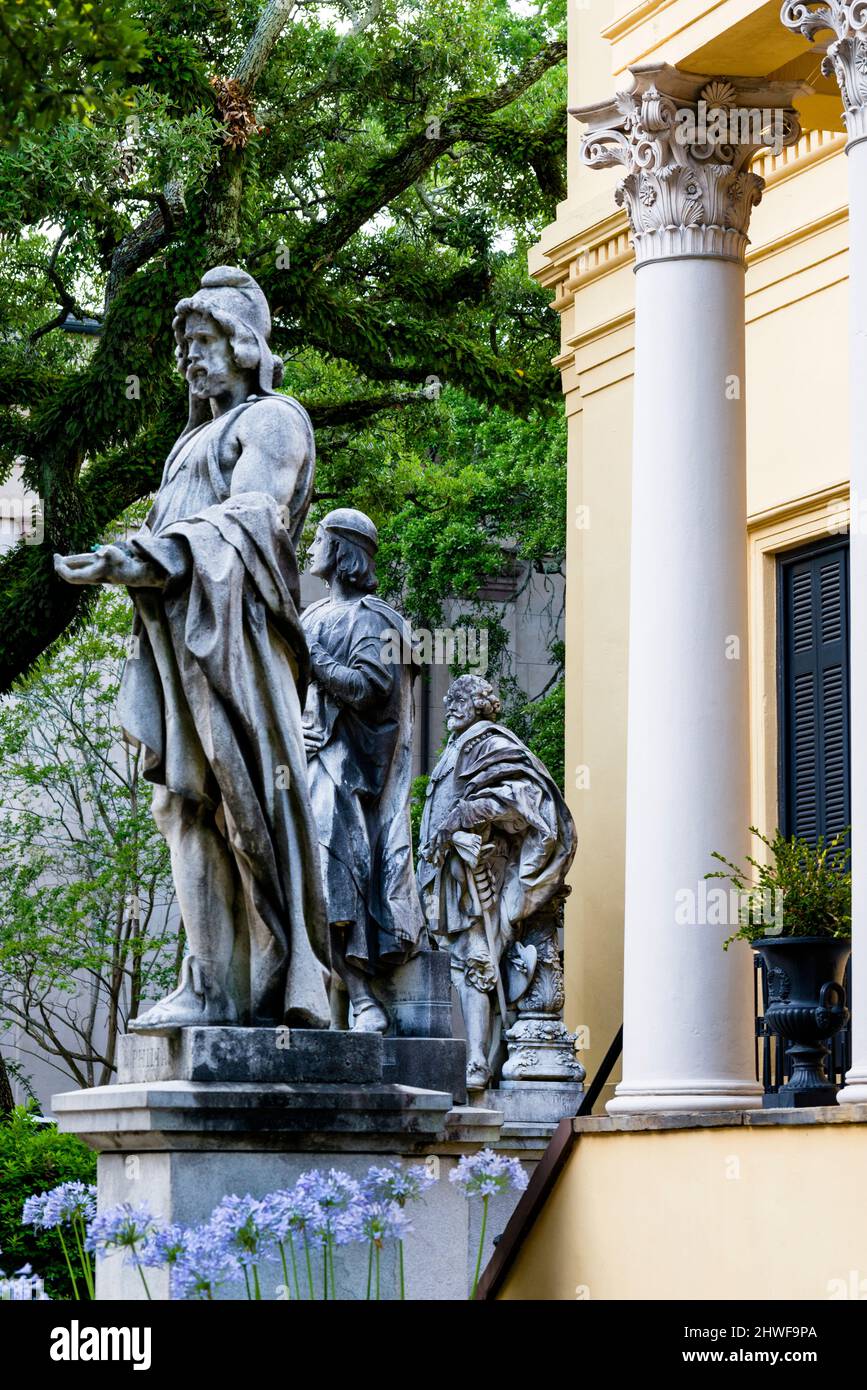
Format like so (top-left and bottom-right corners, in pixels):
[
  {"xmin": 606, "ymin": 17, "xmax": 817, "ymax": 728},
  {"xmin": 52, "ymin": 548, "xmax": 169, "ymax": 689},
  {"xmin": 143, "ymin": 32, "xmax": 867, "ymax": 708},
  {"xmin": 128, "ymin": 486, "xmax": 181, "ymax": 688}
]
[
  {"xmin": 351, "ymin": 999, "xmax": 389, "ymax": 1034},
  {"xmin": 466, "ymin": 1060, "xmax": 492, "ymax": 1092},
  {"xmin": 129, "ymin": 957, "xmax": 238, "ymax": 1035}
]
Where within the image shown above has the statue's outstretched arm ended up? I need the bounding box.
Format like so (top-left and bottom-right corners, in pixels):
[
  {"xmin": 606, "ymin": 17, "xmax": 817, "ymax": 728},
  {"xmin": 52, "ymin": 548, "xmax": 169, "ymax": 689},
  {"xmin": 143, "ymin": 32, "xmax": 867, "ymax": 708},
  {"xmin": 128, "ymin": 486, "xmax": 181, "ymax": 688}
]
[{"xmin": 54, "ymin": 542, "xmax": 167, "ymax": 589}]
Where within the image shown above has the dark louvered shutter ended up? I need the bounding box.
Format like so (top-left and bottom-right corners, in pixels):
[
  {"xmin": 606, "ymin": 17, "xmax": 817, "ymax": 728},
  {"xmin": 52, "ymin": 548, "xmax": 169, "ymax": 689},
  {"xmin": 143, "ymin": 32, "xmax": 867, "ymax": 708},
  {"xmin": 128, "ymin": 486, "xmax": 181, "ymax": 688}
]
[{"xmin": 778, "ymin": 537, "xmax": 850, "ymax": 843}]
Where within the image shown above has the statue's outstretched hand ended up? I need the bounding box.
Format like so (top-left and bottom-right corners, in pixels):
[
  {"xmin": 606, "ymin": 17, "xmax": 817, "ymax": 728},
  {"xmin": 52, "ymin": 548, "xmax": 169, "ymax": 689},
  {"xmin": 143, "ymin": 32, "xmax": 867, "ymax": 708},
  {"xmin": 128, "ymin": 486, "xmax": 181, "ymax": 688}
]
[
  {"xmin": 53, "ymin": 549, "xmax": 111, "ymax": 585},
  {"xmin": 54, "ymin": 545, "xmax": 164, "ymax": 588}
]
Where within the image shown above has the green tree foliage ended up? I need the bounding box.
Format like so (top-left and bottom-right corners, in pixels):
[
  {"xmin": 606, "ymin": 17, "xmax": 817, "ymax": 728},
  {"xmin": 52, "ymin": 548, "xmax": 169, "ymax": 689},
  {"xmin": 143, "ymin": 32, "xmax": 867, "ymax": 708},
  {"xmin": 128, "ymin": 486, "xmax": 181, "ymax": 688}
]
[
  {"xmin": 0, "ymin": 585, "xmax": 178, "ymax": 1088},
  {"xmin": 0, "ymin": 1106, "xmax": 96, "ymax": 1299},
  {"xmin": 503, "ymin": 674, "xmax": 565, "ymax": 789},
  {"xmin": 0, "ymin": 0, "xmax": 147, "ymax": 143},
  {"xmin": 0, "ymin": 0, "xmax": 567, "ymax": 699}
]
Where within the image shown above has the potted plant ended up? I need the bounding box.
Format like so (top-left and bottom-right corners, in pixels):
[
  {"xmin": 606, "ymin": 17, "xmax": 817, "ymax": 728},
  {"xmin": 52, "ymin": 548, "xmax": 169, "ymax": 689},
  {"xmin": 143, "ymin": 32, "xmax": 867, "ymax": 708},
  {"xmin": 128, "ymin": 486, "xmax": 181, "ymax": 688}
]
[{"xmin": 708, "ymin": 827, "xmax": 851, "ymax": 1108}]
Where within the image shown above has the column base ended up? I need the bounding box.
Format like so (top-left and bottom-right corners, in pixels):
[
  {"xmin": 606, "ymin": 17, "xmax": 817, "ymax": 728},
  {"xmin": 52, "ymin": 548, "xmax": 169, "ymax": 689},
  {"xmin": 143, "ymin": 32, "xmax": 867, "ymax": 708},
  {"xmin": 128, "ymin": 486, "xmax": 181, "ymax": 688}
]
[
  {"xmin": 607, "ymin": 1083, "xmax": 762, "ymax": 1116},
  {"xmin": 835, "ymin": 1074, "xmax": 867, "ymax": 1106}
]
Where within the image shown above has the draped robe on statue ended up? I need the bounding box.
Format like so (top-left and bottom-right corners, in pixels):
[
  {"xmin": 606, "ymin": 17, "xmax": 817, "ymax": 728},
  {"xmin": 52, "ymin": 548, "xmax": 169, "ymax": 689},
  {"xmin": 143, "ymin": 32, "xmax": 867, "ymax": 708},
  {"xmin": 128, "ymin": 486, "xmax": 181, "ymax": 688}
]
[
  {"xmin": 301, "ymin": 596, "xmax": 424, "ymax": 972},
  {"xmin": 417, "ymin": 720, "xmax": 575, "ymax": 990},
  {"xmin": 117, "ymin": 395, "xmax": 331, "ymax": 1026}
]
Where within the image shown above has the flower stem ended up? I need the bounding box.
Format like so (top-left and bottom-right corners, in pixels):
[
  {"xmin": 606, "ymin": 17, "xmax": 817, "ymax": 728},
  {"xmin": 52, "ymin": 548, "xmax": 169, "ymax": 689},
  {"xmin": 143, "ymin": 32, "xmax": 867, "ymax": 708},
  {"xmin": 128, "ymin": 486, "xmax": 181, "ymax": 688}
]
[
  {"xmin": 304, "ymin": 1236, "xmax": 315, "ymax": 1300},
  {"xmin": 57, "ymin": 1228, "xmax": 80, "ymax": 1301},
  {"xmin": 375, "ymin": 1245, "xmax": 381, "ymax": 1301},
  {"xmin": 71, "ymin": 1215, "xmax": 95, "ymax": 1300},
  {"xmin": 136, "ymin": 1261, "xmax": 153, "ymax": 1302},
  {"xmin": 243, "ymin": 1265, "xmax": 252, "ymax": 1300},
  {"xmin": 470, "ymin": 1196, "xmax": 489, "ymax": 1300},
  {"xmin": 399, "ymin": 1239, "xmax": 406, "ymax": 1301},
  {"xmin": 366, "ymin": 1240, "xmax": 373, "ymax": 1300},
  {"xmin": 279, "ymin": 1244, "xmax": 292, "ymax": 1299},
  {"xmin": 289, "ymin": 1233, "xmax": 300, "ymax": 1301},
  {"xmin": 252, "ymin": 1263, "xmax": 262, "ymax": 1301}
]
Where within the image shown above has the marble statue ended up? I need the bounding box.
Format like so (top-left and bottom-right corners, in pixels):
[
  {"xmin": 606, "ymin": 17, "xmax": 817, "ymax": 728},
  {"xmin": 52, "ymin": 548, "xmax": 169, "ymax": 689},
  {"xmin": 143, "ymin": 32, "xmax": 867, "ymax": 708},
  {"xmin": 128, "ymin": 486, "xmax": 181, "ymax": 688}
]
[
  {"xmin": 302, "ymin": 509, "xmax": 425, "ymax": 1032},
  {"xmin": 54, "ymin": 265, "xmax": 331, "ymax": 1033},
  {"xmin": 417, "ymin": 675, "xmax": 579, "ymax": 1090}
]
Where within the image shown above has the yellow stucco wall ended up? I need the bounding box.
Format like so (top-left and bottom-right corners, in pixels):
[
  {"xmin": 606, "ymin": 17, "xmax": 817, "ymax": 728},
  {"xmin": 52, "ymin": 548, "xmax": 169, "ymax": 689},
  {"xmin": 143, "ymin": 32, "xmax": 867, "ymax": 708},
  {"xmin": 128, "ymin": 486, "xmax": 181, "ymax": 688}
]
[
  {"xmin": 499, "ymin": 1117, "xmax": 867, "ymax": 1301},
  {"xmin": 530, "ymin": 0, "xmax": 852, "ymax": 1106}
]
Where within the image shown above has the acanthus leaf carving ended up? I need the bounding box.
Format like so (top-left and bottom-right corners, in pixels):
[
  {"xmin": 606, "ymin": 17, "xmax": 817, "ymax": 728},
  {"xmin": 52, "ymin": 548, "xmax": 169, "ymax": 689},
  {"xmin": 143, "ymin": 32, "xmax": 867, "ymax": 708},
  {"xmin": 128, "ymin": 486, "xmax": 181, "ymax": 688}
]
[
  {"xmin": 579, "ymin": 79, "xmax": 800, "ymax": 265},
  {"xmin": 782, "ymin": 1, "xmax": 867, "ymax": 141}
]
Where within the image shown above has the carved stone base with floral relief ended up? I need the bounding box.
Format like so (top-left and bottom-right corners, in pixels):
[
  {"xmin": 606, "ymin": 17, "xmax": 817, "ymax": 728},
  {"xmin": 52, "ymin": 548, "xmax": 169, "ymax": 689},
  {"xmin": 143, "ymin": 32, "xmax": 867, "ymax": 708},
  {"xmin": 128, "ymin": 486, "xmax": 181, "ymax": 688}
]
[
  {"xmin": 501, "ymin": 910, "xmax": 585, "ymax": 1086},
  {"xmin": 501, "ymin": 1015, "xmax": 585, "ymax": 1084}
]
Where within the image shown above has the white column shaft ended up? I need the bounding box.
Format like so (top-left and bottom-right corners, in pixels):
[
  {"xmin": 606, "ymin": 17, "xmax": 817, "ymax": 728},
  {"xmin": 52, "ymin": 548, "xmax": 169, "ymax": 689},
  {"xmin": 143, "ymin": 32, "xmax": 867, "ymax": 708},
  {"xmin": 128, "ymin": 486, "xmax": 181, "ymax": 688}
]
[
  {"xmin": 837, "ymin": 136, "xmax": 867, "ymax": 1103},
  {"xmin": 609, "ymin": 256, "xmax": 761, "ymax": 1113}
]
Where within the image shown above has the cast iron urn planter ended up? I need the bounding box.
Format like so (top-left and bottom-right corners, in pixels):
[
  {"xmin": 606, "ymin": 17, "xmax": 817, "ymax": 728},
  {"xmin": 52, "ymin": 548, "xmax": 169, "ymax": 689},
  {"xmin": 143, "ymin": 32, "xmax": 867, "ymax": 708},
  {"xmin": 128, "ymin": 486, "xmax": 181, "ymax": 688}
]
[{"xmin": 753, "ymin": 936, "xmax": 851, "ymax": 1108}]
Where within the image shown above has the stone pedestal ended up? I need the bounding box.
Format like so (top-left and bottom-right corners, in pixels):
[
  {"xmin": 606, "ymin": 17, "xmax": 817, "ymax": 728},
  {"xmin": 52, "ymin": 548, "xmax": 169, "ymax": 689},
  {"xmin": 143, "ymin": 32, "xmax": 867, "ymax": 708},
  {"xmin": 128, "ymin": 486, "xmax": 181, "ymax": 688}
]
[
  {"xmin": 477, "ymin": 1080, "xmax": 585, "ymax": 1148},
  {"xmin": 372, "ymin": 949, "xmax": 454, "ymax": 1039},
  {"xmin": 501, "ymin": 1015, "xmax": 585, "ymax": 1086},
  {"xmin": 116, "ymin": 1026, "xmax": 468, "ymax": 1104},
  {"xmin": 54, "ymin": 1028, "xmax": 537, "ymax": 1300}
]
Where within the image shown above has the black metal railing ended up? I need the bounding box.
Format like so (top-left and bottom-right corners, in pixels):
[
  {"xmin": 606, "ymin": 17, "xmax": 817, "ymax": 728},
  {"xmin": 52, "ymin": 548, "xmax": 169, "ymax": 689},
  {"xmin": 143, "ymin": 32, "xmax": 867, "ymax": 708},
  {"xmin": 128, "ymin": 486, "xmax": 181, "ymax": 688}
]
[
  {"xmin": 576, "ymin": 1025, "xmax": 623, "ymax": 1116},
  {"xmin": 754, "ymin": 952, "xmax": 852, "ymax": 1093}
]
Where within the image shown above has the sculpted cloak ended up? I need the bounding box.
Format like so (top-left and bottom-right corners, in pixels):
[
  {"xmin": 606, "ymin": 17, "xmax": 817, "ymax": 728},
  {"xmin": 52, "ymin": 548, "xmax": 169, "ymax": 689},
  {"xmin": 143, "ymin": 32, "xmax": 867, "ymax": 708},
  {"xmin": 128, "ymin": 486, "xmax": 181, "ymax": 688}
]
[
  {"xmin": 117, "ymin": 393, "xmax": 331, "ymax": 1026},
  {"xmin": 301, "ymin": 595, "xmax": 424, "ymax": 972},
  {"xmin": 417, "ymin": 719, "xmax": 575, "ymax": 989}
]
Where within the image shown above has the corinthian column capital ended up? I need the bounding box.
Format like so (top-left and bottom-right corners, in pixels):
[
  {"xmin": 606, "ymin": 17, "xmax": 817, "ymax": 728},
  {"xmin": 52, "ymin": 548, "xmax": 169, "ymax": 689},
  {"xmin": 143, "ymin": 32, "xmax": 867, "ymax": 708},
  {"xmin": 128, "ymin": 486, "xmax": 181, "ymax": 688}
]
[
  {"xmin": 572, "ymin": 65, "xmax": 807, "ymax": 266},
  {"xmin": 782, "ymin": 1, "xmax": 867, "ymax": 145}
]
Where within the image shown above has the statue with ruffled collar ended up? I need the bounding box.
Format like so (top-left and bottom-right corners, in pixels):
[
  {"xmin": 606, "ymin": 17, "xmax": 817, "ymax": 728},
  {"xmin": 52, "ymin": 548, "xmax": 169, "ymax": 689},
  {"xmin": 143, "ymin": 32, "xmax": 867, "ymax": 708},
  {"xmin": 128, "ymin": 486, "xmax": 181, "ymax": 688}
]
[{"xmin": 418, "ymin": 675, "xmax": 579, "ymax": 1091}]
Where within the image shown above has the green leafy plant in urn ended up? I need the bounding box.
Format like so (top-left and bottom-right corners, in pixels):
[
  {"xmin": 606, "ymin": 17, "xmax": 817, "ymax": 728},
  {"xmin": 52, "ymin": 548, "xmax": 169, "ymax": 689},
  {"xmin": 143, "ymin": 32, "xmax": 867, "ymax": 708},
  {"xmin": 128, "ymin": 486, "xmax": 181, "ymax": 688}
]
[{"xmin": 708, "ymin": 827, "xmax": 851, "ymax": 1108}]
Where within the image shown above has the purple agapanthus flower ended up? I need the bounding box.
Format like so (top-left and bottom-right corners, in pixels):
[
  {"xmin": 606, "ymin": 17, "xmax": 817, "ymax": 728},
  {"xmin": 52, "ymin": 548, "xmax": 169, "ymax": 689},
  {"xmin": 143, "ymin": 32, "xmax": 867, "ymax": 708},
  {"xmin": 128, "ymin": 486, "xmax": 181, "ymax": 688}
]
[
  {"xmin": 295, "ymin": 1169, "xmax": 366, "ymax": 1246},
  {"xmin": 170, "ymin": 1224, "xmax": 240, "ymax": 1301},
  {"xmin": 22, "ymin": 1182, "xmax": 96, "ymax": 1230},
  {"xmin": 295, "ymin": 1168, "xmax": 361, "ymax": 1209},
  {"xmin": 85, "ymin": 1203, "xmax": 158, "ymax": 1264},
  {"xmin": 449, "ymin": 1148, "xmax": 529, "ymax": 1198},
  {"xmin": 141, "ymin": 1223, "xmax": 190, "ymax": 1270},
  {"xmin": 208, "ymin": 1194, "xmax": 277, "ymax": 1267},
  {"xmin": 21, "ymin": 1192, "xmax": 49, "ymax": 1228},
  {"xmin": 255, "ymin": 1189, "xmax": 322, "ymax": 1244},
  {"xmin": 360, "ymin": 1200, "xmax": 412, "ymax": 1247},
  {"xmin": 363, "ymin": 1162, "xmax": 436, "ymax": 1206},
  {"xmin": 42, "ymin": 1181, "xmax": 97, "ymax": 1228}
]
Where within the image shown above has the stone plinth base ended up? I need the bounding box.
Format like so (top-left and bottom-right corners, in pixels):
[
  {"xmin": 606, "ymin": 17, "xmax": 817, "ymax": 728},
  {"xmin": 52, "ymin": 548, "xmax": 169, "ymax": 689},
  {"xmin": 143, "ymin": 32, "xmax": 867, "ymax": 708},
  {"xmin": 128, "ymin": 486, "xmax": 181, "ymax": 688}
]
[
  {"xmin": 501, "ymin": 1015, "xmax": 585, "ymax": 1085},
  {"xmin": 477, "ymin": 1080, "xmax": 584, "ymax": 1147},
  {"xmin": 372, "ymin": 950, "xmax": 453, "ymax": 1039},
  {"xmin": 88, "ymin": 1141, "xmax": 520, "ymax": 1301},
  {"xmin": 53, "ymin": 1028, "xmax": 541, "ymax": 1300},
  {"xmin": 118, "ymin": 1027, "xmax": 381, "ymax": 1085},
  {"xmin": 118, "ymin": 1027, "xmax": 467, "ymax": 1104}
]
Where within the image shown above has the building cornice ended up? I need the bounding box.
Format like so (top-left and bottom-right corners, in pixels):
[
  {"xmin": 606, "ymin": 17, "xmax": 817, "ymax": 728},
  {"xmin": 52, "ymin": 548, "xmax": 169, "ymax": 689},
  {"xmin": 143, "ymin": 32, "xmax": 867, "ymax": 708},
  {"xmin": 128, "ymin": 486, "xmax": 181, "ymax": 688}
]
[
  {"xmin": 746, "ymin": 202, "xmax": 847, "ymax": 267},
  {"xmin": 747, "ymin": 479, "xmax": 849, "ymax": 530}
]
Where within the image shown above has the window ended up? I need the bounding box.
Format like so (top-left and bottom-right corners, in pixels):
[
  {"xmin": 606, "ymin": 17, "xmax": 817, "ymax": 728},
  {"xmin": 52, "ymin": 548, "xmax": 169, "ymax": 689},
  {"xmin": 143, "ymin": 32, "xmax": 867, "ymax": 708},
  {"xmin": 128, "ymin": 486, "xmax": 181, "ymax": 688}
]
[{"xmin": 777, "ymin": 536, "xmax": 850, "ymax": 843}]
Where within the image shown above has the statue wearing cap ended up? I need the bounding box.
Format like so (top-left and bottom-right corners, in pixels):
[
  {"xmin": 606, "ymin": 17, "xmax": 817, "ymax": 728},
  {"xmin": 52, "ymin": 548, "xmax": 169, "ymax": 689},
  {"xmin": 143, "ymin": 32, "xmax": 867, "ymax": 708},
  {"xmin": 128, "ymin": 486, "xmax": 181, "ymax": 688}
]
[
  {"xmin": 54, "ymin": 266, "xmax": 331, "ymax": 1032},
  {"xmin": 302, "ymin": 508, "xmax": 426, "ymax": 1032}
]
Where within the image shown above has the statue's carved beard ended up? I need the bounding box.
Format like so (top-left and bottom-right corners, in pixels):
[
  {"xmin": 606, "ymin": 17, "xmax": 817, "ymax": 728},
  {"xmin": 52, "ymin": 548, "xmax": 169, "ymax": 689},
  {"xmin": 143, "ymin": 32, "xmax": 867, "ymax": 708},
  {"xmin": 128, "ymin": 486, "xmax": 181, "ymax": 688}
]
[{"xmin": 186, "ymin": 361, "xmax": 233, "ymax": 400}]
